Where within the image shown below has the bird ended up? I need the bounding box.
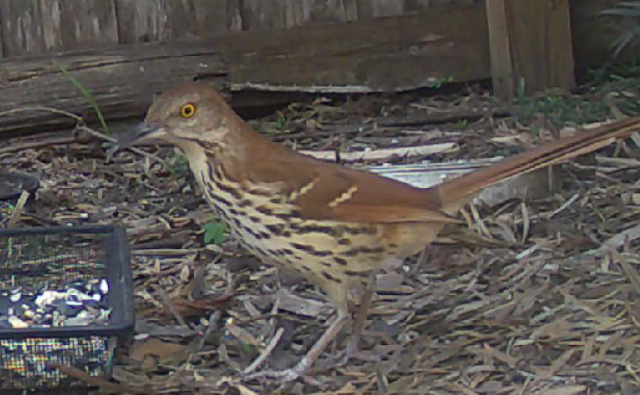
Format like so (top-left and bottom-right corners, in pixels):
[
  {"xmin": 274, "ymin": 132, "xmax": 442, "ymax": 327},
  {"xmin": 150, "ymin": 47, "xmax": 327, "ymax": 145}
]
[{"xmin": 115, "ymin": 82, "xmax": 640, "ymax": 382}]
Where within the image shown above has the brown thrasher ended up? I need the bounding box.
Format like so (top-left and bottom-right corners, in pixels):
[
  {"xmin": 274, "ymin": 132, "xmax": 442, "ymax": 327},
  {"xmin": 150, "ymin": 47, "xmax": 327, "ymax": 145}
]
[{"xmin": 116, "ymin": 83, "xmax": 640, "ymax": 382}]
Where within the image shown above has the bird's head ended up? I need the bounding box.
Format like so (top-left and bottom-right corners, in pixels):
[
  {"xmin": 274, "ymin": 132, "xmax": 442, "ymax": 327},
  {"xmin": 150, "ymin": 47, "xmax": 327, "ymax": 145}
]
[{"xmin": 115, "ymin": 83, "xmax": 235, "ymax": 153}]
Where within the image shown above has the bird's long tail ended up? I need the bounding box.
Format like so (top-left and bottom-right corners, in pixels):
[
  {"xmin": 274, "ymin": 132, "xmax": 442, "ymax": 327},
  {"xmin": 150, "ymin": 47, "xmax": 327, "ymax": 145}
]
[{"xmin": 429, "ymin": 116, "xmax": 640, "ymax": 213}]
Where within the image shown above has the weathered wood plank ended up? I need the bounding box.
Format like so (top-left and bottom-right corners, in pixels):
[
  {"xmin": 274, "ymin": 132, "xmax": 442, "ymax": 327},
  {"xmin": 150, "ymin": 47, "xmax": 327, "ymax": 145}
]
[
  {"xmin": 192, "ymin": 0, "xmax": 243, "ymax": 35},
  {"xmin": 0, "ymin": 0, "xmax": 631, "ymax": 86},
  {"xmin": 356, "ymin": 0, "xmax": 406, "ymax": 18},
  {"xmin": 0, "ymin": 1, "xmax": 47, "ymax": 55},
  {"xmin": 285, "ymin": 0, "xmax": 359, "ymax": 28},
  {"xmin": 485, "ymin": 0, "xmax": 514, "ymax": 97},
  {"xmin": 238, "ymin": 0, "xmax": 287, "ymax": 30},
  {"xmin": 0, "ymin": 0, "xmax": 118, "ymax": 56},
  {"xmin": 0, "ymin": 9, "xmax": 488, "ymax": 134},
  {"xmin": 240, "ymin": 0, "xmax": 359, "ymax": 30},
  {"xmin": 243, "ymin": 0, "xmax": 474, "ymax": 29},
  {"xmin": 217, "ymin": 5, "xmax": 490, "ymax": 92},
  {"xmin": 0, "ymin": 0, "xmax": 630, "ymax": 138},
  {"xmin": 45, "ymin": 0, "xmax": 119, "ymax": 50},
  {"xmin": 485, "ymin": 0, "xmax": 574, "ymax": 98},
  {"xmin": 0, "ymin": 6, "xmax": 4, "ymax": 57},
  {"xmin": 0, "ymin": 43, "xmax": 226, "ymax": 134},
  {"xmin": 356, "ymin": 0, "xmax": 475, "ymax": 19},
  {"xmin": 546, "ymin": 0, "xmax": 575, "ymax": 89},
  {"xmin": 115, "ymin": 0, "xmax": 242, "ymax": 43}
]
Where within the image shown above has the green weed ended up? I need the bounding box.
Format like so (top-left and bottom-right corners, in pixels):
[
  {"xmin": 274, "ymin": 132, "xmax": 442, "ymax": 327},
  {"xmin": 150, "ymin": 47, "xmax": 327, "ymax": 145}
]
[{"xmin": 203, "ymin": 220, "xmax": 227, "ymax": 245}]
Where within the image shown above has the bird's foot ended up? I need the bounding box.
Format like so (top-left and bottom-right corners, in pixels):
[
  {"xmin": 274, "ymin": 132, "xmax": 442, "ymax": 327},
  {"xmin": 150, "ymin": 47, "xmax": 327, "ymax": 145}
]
[
  {"xmin": 242, "ymin": 314, "xmax": 349, "ymax": 383},
  {"xmin": 319, "ymin": 337, "xmax": 380, "ymax": 369}
]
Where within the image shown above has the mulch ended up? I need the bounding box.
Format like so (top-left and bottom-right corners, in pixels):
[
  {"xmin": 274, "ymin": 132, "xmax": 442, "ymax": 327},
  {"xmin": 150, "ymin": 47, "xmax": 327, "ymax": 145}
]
[{"xmin": 2, "ymin": 80, "xmax": 640, "ymax": 395}]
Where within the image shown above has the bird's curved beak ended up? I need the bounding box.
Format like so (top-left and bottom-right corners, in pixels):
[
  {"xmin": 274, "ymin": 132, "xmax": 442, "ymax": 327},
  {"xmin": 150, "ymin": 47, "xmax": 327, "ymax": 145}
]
[
  {"xmin": 106, "ymin": 121, "xmax": 164, "ymax": 160},
  {"xmin": 116, "ymin": 121, "xmax": 161, "ymax": 150}
]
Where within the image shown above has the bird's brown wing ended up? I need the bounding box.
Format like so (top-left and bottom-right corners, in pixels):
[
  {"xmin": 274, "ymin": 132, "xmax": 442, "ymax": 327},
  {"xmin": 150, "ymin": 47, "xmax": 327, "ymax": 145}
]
[
  {"xmin": 300, "ymin": 164, "xmax": 458, "ymax": 223},
  {"xmin": 244, "ymin": 143, "xmax": 457, "ymax": 224},
  {"xmin": 241, "ymin": 116, "xmax": 640, "ymax": 224}
]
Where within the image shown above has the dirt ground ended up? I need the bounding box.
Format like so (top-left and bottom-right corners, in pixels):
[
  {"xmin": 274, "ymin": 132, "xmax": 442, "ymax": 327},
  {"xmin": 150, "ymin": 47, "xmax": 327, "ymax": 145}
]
[{"xmin": 2, "ymin": 75, "xmax": 640, "ymax": 395}]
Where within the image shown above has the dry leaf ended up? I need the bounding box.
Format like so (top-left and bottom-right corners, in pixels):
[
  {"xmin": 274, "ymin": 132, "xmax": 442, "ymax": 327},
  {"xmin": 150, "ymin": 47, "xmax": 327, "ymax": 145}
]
[
  {"xmin": 532, "ymin": 385, "xmax": 587, "ymax": 395},
  {"xmin": 130, "ymin": 339, "xmax": 191, "ymax": 365}
]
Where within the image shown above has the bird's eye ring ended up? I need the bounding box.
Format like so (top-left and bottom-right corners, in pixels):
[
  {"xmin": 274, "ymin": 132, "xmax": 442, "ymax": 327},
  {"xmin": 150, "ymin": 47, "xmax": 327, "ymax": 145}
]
[{"xmin": 180, "ymin": 103, "xmax": 196, "ymax": 118}]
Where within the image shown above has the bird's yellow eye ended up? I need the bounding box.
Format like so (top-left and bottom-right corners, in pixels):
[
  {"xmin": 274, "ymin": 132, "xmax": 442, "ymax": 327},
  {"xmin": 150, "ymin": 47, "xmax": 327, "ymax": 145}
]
[{"xmin": 180, "ymin": 103, "xmax": 196, "ymax": 118}]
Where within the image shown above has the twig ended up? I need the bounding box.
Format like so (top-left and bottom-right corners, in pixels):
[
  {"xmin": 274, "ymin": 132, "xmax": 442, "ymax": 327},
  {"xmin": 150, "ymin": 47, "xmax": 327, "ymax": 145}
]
[
  {"xmin": 0, "ymin": 105, "xmax": 168, "ymax": 168},
  {"xmin": 192, "ymin": 254, "xmax": 222, "ymax": 298},
  {"xmin": 593, "ymin": 223, "xmax": 640, "ymax": 255},
  {"xmin": 7, "ymin": 190, "xmax": 30, "ymax": 228},
  {"xmin": 130, "ymin": 248, "xmax": 202, "ymax": 256},
  {"xmin": 241, "ymin": 293, "xmax": 285, "ymax": 374},
  {"xmin": 46, "ymin": 362, "xmax": 150, "ymax": 394},
  {"xmin": 0, "ymin": 136, "xmax": 76, "ymax": 155},
  {"xmin": 242, "ymin": 327, "xmax": 285, "ymax": 374},
  {"xmin": 542, "ymin": 192, "xmax": 580, "ymax": 219},
  {"xmin": 231, "ymin": 82, "xmax": 378, "ymax": 93},
  {"xmin": 299, "ymin": 142, "xmax": 458, "ymax": 163},
  {"xmin": 0, "ymin": 106, "xmax": 84, "ymax": 122},
  {"xmin": 195, "ymin": 310, "xmax": 222, "ymax": 352},
  {"xmin": 558, "ymin": 223, "xmax": 640, "ymax": 269},
  {"xmin": 157, "ymin": 287, "xmax": 188, "ymax": 327}
]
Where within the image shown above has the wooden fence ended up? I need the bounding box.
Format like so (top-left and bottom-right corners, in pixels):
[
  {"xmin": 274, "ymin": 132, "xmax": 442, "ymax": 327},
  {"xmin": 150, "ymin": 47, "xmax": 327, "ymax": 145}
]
[
  {"xmin": 0, "ymin": 0, "xmax": 473, "ymax": 57},
  {"xmin": 0, "ymin": 0, "xmax": 632, "ymax": 135}
]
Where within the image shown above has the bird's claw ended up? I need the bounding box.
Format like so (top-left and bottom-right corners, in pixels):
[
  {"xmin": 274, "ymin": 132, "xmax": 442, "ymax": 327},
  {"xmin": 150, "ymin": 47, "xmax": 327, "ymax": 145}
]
[{"xmin": 318, "ymin": 340, "xmax": 380, "ymax": 369}]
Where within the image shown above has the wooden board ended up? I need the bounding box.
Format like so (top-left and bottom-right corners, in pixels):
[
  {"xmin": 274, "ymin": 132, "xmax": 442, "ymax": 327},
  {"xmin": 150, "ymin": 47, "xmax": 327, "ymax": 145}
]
[
  {"xmin": 0, "ymin": 1, "xmax": 48, "ymax": 55},
  {"xmin": 485, "ymin": 0, "xmax": 575, "ymax": 98},
  {"xmin": 0, "ymin": 9, "xmax": 487, "ymax": 135},
  {"xmin": 282, "ymin": 0, "xmax": 358, "ymax": 28},
  {"xmin": 115, "ymin": 0, "xmax": 243, "ymax": 43},
  {"xmin": 0, "ymin": 0, "xmax": 634, "ymax": 137},
  {"xmin": 355, "ymin": 0, "xmax": 475, "ymax": 19},
  {"xmin": 0, "ymin": 0, "xmax": 633, "ymax": 85},
  {"xmin": 0, "ymin": 6, "xmax": 3, "ymax": 58},
  {"xmin": 0, "ymin": 0, "xmax": 119, "ymax": 56},
  {"xmin": 217, "ymin": 4, "xmax": 490, "ymax": 92},
  {"xmin": 0, "ymin": 43, "xmax": 226, "ymax": 135}
]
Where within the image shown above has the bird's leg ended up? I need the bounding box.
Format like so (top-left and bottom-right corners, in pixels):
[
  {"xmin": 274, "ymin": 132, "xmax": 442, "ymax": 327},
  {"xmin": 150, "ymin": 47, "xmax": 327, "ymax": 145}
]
[
  {"xmin": 243, "ymin": 310, "xmax": 350, "ymax": 383},
  {"xmin": 320, "ymin": 279, "xmax": 378, "ymax": 368},
  {"xmin": 343, "ymin": 281, "xmax": 374, "ymax": 362}
]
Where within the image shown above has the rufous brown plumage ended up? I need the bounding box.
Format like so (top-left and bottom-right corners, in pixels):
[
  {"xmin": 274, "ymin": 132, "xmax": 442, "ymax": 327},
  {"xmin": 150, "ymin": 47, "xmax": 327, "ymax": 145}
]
[{"xmin": 116, "ymin": 83, "xmax": 640, "ymax": 382}]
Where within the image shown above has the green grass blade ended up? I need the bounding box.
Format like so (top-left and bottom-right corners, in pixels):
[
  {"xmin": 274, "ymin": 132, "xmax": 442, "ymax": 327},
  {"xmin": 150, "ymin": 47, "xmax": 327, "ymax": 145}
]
[{"xmin": 52, "ymin": 60, "xmax": 109, "ymax": 134}]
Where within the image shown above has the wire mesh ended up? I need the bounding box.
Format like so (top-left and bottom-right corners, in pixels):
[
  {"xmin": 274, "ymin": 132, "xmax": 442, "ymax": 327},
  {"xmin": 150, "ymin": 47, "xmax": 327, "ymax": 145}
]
[{"xmin": 0, "ymin": 226, "xmax": 133, "ymax": 389}]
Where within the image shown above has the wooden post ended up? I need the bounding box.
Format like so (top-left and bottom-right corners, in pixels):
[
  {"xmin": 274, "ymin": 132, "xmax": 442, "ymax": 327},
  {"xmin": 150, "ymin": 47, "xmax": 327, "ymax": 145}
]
[{"xmin": 485, "ymin": 0, "xmax": 575, "ymax": 99}]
